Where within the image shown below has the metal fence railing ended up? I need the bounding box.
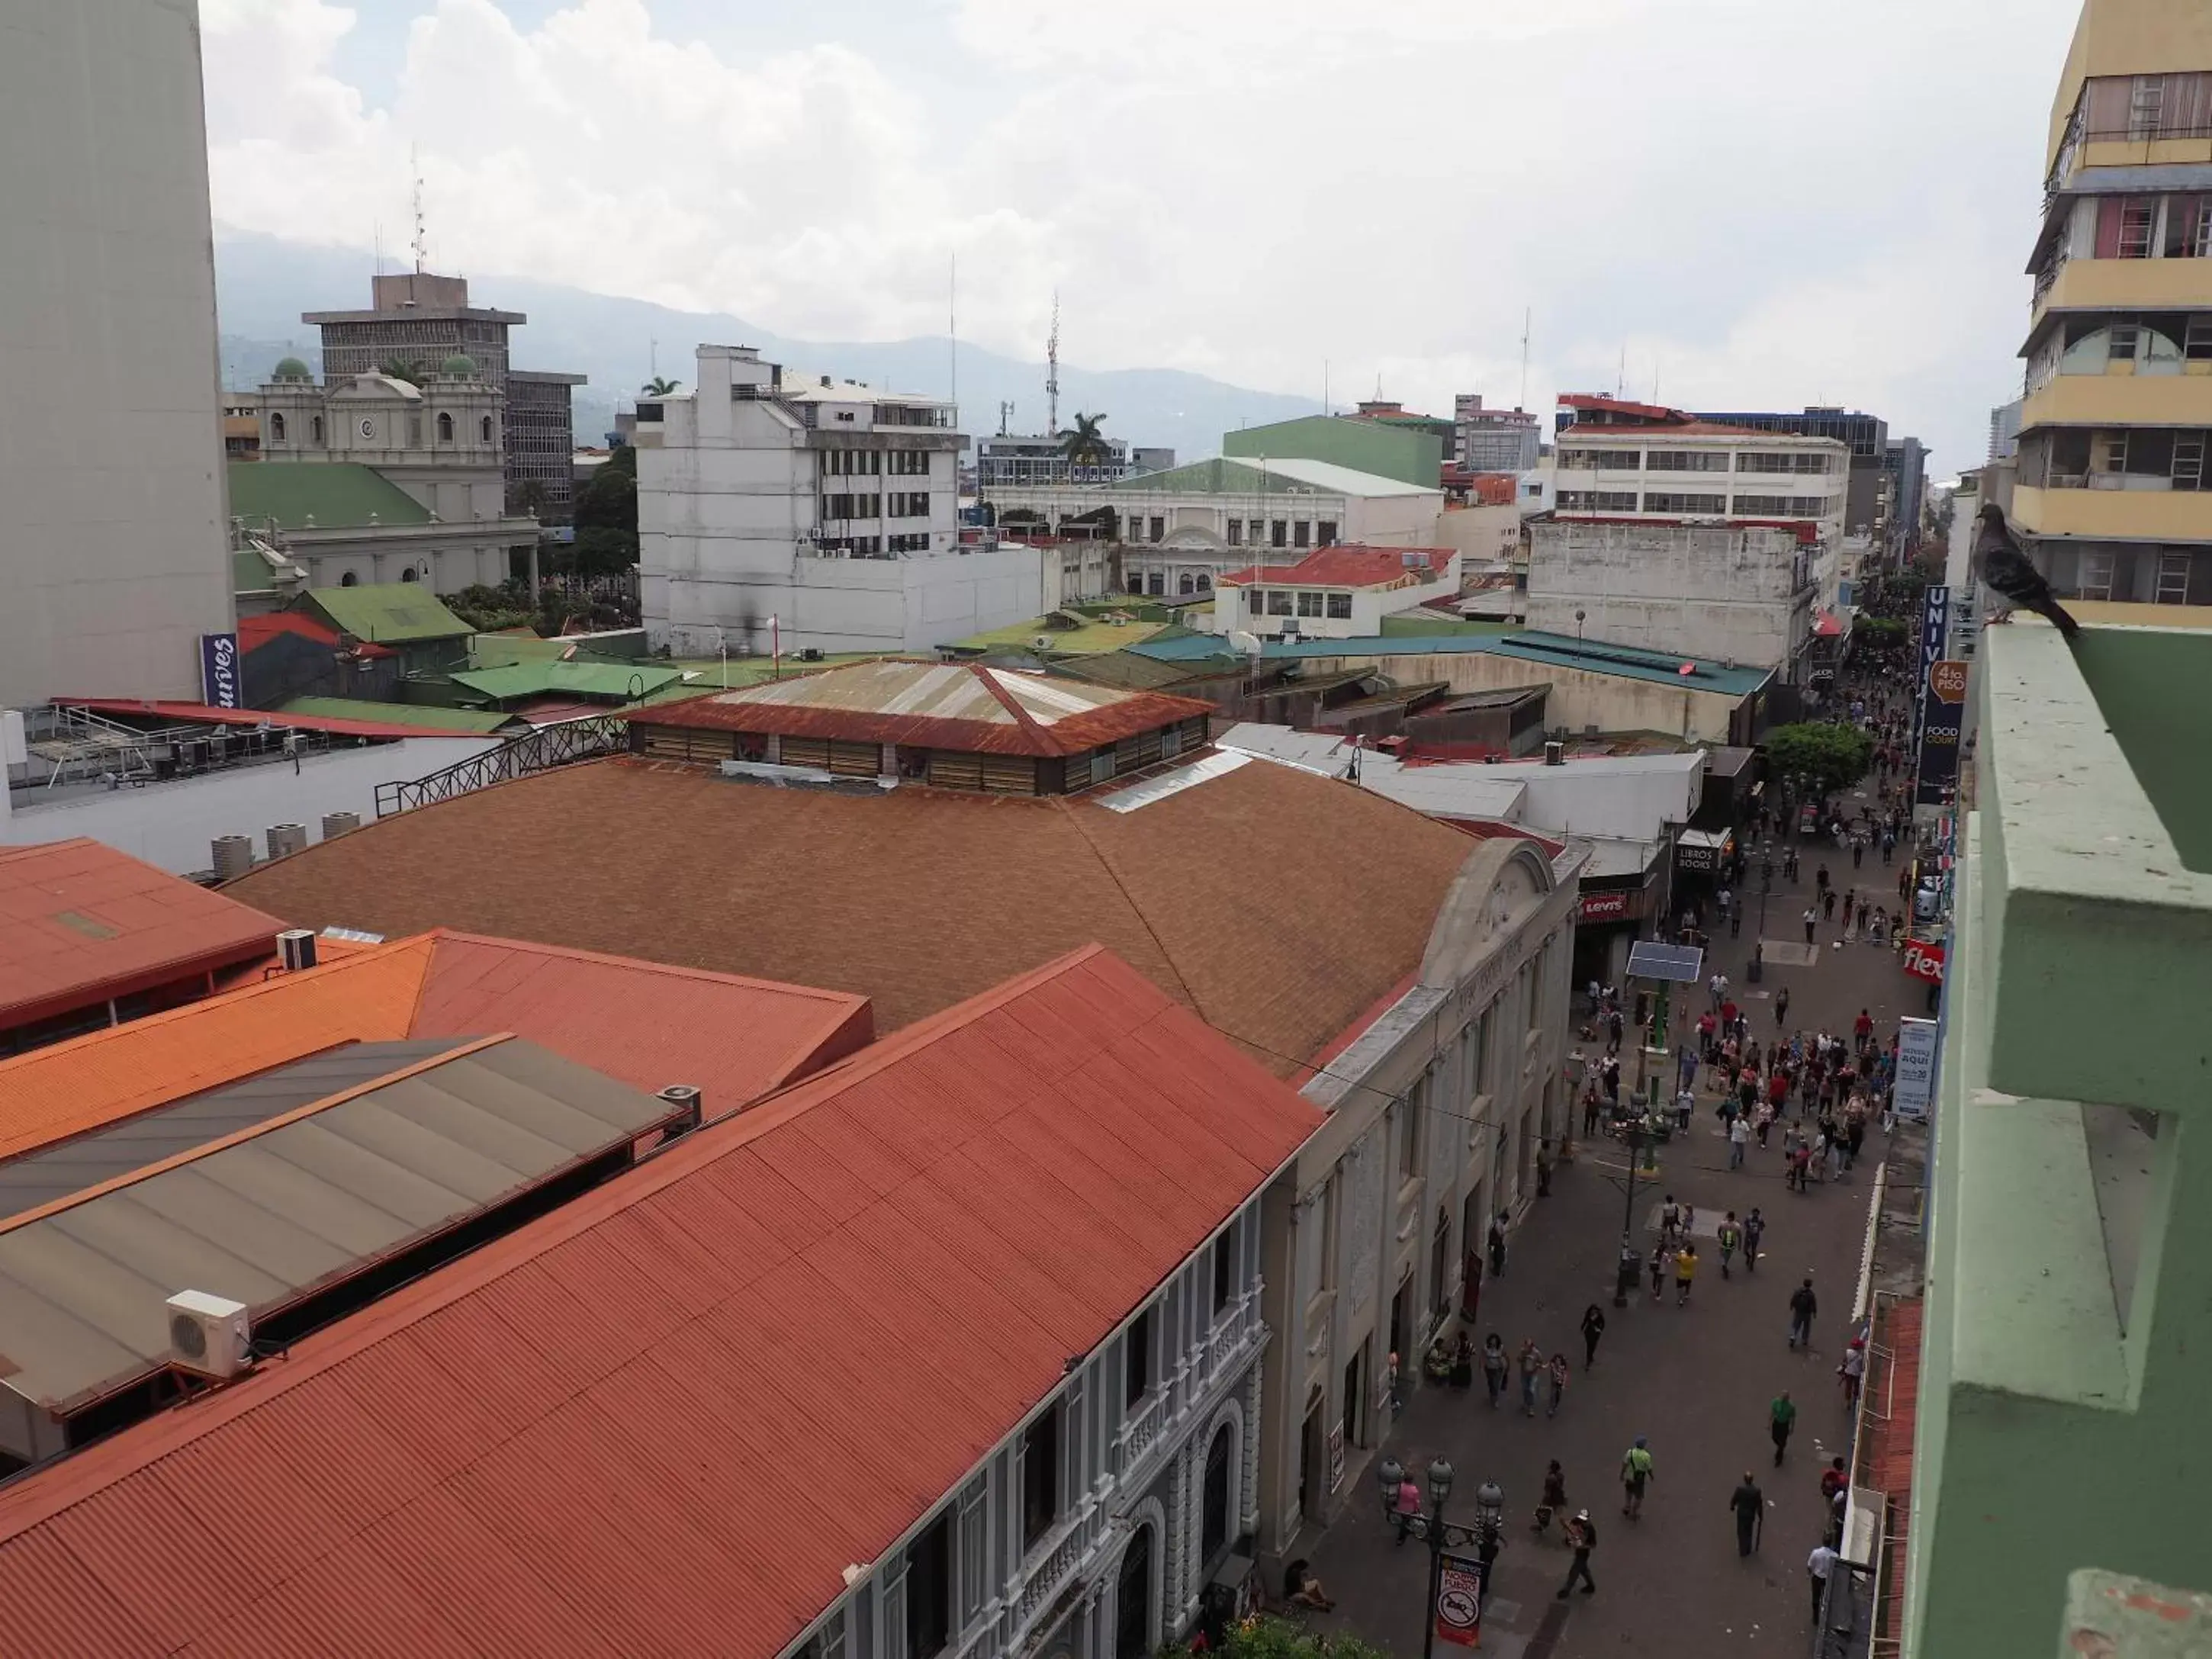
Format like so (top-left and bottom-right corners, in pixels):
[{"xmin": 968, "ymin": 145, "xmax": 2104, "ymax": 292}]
[{"xmin": 374, "ymin": 715, "xmax": 625, "ymax": 818}]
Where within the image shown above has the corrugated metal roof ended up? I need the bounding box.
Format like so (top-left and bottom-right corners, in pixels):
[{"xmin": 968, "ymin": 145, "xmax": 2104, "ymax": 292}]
[
  {"xmin": 0, "ymin": 841, "xmax": 285, "ymax": 1032},
  {"xmin": 446, "ymin": 661, "xmax": 684, "ymax": 703},
  {"xmin": 0, "ymin": 1035, "xmax": 678, "ymax": 1415},
  {"xmin": 227, "ymin": 461, "xmax": 432, "ymax": 531},
  {"xmin": 0, "ymin": 1039, "xmax": 457, "ymax": 1220},
  {"xmin": 278, "ymin": 696, "xmax": 517, "ymax": 733},
  {"xmin": 0, "ymin": 947, "xmax": 1322, "ymax": 1658},
  {"xmin": 51, "ymin": 698, "xmax": 489, "ymax": 741},
  {"xmin": 631, "ymin": 658, "xmax": 1214, "ymax": 757},
  {"xmin": 304, "ymin": 584, "xmax": 473, "ymax": 645}
]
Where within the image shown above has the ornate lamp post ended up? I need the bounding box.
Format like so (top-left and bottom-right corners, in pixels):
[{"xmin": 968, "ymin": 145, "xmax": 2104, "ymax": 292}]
[{"xmin": 1378, "ymin": 1457, "xmax": 1505, "ymax": 1658}]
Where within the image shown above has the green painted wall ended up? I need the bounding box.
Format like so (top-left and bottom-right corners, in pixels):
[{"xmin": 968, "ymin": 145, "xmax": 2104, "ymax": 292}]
[
  {"xmin": 2071, "ymin": 629, "xmax": 2212, "ymax": 873},
  {"xmin": 1222, "ymin": 416, "xmax": 1442, "ymax": 488}
]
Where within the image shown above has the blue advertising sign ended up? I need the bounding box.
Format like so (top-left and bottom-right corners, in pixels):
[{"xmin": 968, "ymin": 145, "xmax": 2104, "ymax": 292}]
[
  {"xmin": 200, "ymin": 632, "xmax": 241, "ymax": 709},
  {"xmin": 1913, "ymin": 587, "xmax": 1961, "ymax": 809}
]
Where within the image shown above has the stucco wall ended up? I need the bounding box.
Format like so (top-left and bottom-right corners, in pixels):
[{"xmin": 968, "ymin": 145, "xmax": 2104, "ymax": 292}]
[{"xmin": 0, "ymin": 0, "xmax": 235, "ymax": 707}]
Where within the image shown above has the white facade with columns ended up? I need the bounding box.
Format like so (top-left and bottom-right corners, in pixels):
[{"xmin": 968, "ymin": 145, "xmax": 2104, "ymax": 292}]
[
  {"xmin": 780, "ymin": 1196, "xmax": 1275, "ymax": 1659},
  {"xmin": 1254, "ymin": 834, "xmax": 1585, "ymax": 1560}
]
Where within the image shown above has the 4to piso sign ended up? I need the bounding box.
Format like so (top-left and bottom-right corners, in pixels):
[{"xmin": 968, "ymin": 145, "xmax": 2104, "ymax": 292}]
[{"xmin": 1432, "ymin": 1551, "xmax": 1487, "ymax": 1649}]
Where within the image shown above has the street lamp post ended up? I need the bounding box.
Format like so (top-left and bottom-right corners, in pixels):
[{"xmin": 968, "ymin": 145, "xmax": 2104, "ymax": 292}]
[{"xmin": 1378, "ymin": 1458, "xmax": 1505, "ymax": 1659}]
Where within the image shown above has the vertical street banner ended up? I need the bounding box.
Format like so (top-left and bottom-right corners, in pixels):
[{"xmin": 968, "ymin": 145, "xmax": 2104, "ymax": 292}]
[
  {"xmin": 199, "ymin": 632, "xmax": 240, "ymax": 709},
  {"xmin": 1894, "ymin": 1016, "xmax": 1939, "ymax": 1122},
  {"xmin": 1433, "ymin": 1551, "xmax": 1487, "ymax": 1648},
  {"xmin": 1913, "ymin": 587, "xmax": 1964, "ymax": 808}
]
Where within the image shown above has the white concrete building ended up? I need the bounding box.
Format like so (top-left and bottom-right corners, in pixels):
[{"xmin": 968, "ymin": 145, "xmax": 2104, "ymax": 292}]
[
  {"xmin": 989, "ymin": 457, "xmax": 1446, "ymax": 599},
  {"xmin": 254, "ymin": 359, "xmax": 509, "ymax": 526},
  {"xmin": 1, "ymin": 0, "xmax": 235, "ymax": 708},
  {"xmin": 640, "ymin": 346, "xmax": 1048, "ymax": 655},
  {"xmin": 1526, "ymin": 519, "xmax": 1820, "ymax": 679},
  {"xmin": 1207, "ymin": 546, "xmax": 1462, "ymax": 640}
]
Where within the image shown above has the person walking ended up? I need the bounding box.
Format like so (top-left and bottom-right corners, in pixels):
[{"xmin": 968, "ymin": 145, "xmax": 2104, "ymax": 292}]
[
  {"xmin": 1391, "ymin": 1466, "xmax": 1423, "ymax": 1544},
  {"xmin": 1815, "ymin": 863, "xmax": 1830, "ymax": 896},
  {"xmin": 1580, "ymin": 1303, "xmax": 1607, "ymax": 1368},
  {"xmin": 1534, "ymin": 1460, "xmax": 1567, "ymax": 1537},
  {"xmin": 1802, "ymin": 905, "xmax": 1818, "ymax": 945},
  {"xmin": 1548, "ymin": 1351, "xmax": 1570, "ymax": 1416},
  {"xmin": 1808, "ymin": 1541, "xmax": 1838, "ymax": 1627},
  {"xmin": 1789, "ymin": 1277, "xmax": 1818, "ymax": 1349},
  {"xmin": 1517, "ymin": 1337, "xmax": 1543, "ymax": 1416},
  {"xmin": 1659, "ymin": 1194, "xmax": 1681, "ymax": 1249},
  {"xmin": 1744, "ymin": 1208, "xmax": 1765, "ymax": 1274},
  {"xmin": 1774, "ymin": 985, "xmax": 1790, "ymax": 1028},
  {"xmin": 1482, "ymin": 1333, "xmax": 1508, "ymax": 1408},
  {"xmin": 1728, "ymin": 1113, "xmax": 1750, "ymax": 1170},
  {"xmin": 1619, "ymin": 1439, "xmax": 1654, "ymax": 1519},
  {"xmin": 1488, "ymin": 1213, "xmax": 1509, "ymax": 1278},
  {"xmin": 1674, "ymin": 1241, "xmax": 1698, "ymax": 1306},
  {"xmin": 1852, "ymin": 833, "xmax": 1864, "ymax": 870},
  {"xmin": 1556, "ymin": 1511, "xmax": 1597, "ymax": 1599},
  {"xmin": 1729, "ymin": 1473, "xmax": 1765, "ymax": 1557},
  {"xmin": 1821, "ymin": 887, "xmax": 1837, "ymax": 921},
  {"xmin": 1770, "ymin": 1391, "xmax": 1797, "ymax": 1465},
  {"xmin": 1718, "ymin": 1211, "xmax": 1741, "ymax": 1278},
  {"xmin": 1839, "ymin": 1338, "xmax": 1866, "ymax": 1410},
  {"xmin": 1650, "ymin": 1239, "xmax": 1673, "ymax": 1301}
]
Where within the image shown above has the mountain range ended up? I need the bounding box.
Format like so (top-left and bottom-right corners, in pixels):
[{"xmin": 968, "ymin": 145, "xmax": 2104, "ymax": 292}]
[{"xmin": 213, "ymin": 229, "xmax": 1317, "ymax": 463}]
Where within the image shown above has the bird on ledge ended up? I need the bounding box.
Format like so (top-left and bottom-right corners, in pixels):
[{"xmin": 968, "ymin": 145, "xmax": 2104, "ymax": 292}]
[{"xmin": 1972, "ymin": 503, "xmax": 2079, "ymax": 638}]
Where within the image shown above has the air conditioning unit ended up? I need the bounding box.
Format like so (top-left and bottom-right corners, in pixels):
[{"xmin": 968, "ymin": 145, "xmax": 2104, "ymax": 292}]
[
  {"xmin": 1544, "ymin": 741, "xmax": 1565, "ymax": 767},
  {"xmin": 167, "ymin": 1289, "xmax": 252, "ymax": 1380}
]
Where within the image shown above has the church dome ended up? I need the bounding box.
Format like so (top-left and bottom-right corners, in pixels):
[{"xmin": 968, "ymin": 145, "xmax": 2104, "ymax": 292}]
[
  {"xmin": 272, "ymin": 355, "xmax": 312, "ymax": 381},
  {"xmin": 441, "ymin": 352, "xmax": 478, "ymax": 378}
]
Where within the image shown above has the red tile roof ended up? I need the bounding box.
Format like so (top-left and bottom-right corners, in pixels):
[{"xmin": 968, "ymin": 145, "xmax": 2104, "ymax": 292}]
[
  {"xmin": 1218, "ymin": 545, "xmax": 1455, "ymax": 588},
  {"xmin": 0, "ymin": 840, "xmax": 285, "ymax": 1034},
  {"xmin": 238, "ymin": 611, "xmax": 394, "ymax": 659},
  {"xmin": 1557, "ymin": 393, "xmax": 1687, "ymax": 422},
  {"xmin": 629, "ymin": 659, "xmax": 1214, "ymax": 759},
  {"xmin": 221, "ymin": 754, "xmax": 1480, "ymax": 1074},
  {"xmin": 52, "ymin": 699, "xmax": 487, "ymax": 741},
  {"xmin": 1558, "ymin": 419, "xmax": 1772, "ymax": 439},
  {"xmin": 0, "ymin": 929, "xmax": 872, "ymax": 1162},
  {"xmin": 0, "ymin": 946, "xmax": 1323, "ymax": 1659}
]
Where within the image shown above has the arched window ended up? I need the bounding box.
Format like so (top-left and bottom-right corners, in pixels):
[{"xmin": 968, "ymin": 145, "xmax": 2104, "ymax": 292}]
[
  {"xmin": 339, "ymin": 571, "xmax": 358, "ymax": 587},
  {"xmin": 400, "ymin": 567, "xmax": 418, "ymax": 584},
  {"xmin": 481, "ymin": 415, "xmax": 494, "ymax": 443},
  {"xmin": 1201, "ymin": 1423, "xmax": 1233, "ymax": 1567},
  {"xmin": 1178, "ymin": 573, "xmax": 1197, "ymax": 596},
  {"xmin": 310, "ymin": 415, "xmax": 323, "ymax": 443},
  {"xmin": 1114, "ymin": 1524, "xmax": 1153, "ymax": 1659},
  {"xmin": 269, "ymin": 412, "xmax": 286, "ymax": 442},
  {"xmin": 437, "ymin": 412, "xmax": 454, "ymax": 442}
]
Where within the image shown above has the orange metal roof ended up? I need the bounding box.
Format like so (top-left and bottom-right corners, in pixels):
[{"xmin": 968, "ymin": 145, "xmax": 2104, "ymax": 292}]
[
  {"xmin": 0, "ymin": 930, "xmax": 872, "ymax": 1166},
  {"xmin": 0, "ymin": 936, "xmax": 432, "ymax": 1163},
  {"xmin": 0, "ymin": 840, "xmax": 288, "ymax": 1032},
  {"xmin": 0, "ymin": 946, "xmax": 1323, "ymax": 1659},
  {"xmin": 411, "ymin": 932, "xmax": 873, "ymax": 1112}
]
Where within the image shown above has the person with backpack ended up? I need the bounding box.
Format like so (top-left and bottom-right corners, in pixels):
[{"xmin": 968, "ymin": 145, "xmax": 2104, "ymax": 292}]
[
  {"xmin": 1789, "ymin": 1278, "xmax": 1818, "ymax": 1349},
  {"xmin": 1619, "ymin": 1438, "xmax": 1655, "ymax": 1518}
]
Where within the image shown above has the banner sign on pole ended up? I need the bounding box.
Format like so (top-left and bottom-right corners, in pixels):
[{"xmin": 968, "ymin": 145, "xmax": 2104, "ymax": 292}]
[
  {"xmin": 1894, "ymin": 1015, "xmax": 1940, "ymax": 1122},
  {"xmin": 1434, "ymin": 1551, "xmax": 1487, "ymax": 1648},
  {"xmin": 1913, "ymin": 586, "xmax": 1960, "ymax": 808}
]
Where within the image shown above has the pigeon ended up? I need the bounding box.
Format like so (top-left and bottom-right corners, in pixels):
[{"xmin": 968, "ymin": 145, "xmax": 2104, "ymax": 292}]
[{"xmin": 1972, "ymin": 503, "xmax": 2079, "ymax": 638}]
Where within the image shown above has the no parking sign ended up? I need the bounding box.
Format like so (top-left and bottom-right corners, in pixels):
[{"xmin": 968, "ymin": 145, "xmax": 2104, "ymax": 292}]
[{"xmin": 1433, "ymin": 1551, "xmax": 1487, "ymax": 1648}]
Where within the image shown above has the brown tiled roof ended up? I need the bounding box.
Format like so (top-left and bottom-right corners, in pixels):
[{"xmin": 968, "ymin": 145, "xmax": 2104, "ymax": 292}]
[
  {"xmin": 222, "ymin": 755, "xmax": 1479, "ymax": 1072},
  {"xmin": 628, "ymin": 658, "xmax": 1214, "ymax": 758}
]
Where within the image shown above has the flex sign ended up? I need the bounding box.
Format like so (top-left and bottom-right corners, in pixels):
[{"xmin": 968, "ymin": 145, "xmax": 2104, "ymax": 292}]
[
  {"xmin": 199, "ymin": 633, "xmax": 241, "ymax": 709},
  {"xmin": 1902, "ymin": 937, "xmax": 1945, "ymax": 985}
]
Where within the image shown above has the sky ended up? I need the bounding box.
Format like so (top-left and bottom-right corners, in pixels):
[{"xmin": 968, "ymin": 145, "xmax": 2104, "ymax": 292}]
[{"xmin": 199, "ymin": 0, "xmax": 2090, "ymax": 474}]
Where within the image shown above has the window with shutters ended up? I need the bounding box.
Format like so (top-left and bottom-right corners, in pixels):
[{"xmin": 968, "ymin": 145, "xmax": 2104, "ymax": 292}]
[
  {"xmin": 1327, "ymin": 593, "xmax": 1353, "ymax": 619},
  {"xmin": 1021, "ymin": 1407, "xmax": 1063, "ymax": 1550},
  {"xmin": 928, "ymin": 751, "xmax": 985, "ymax": 791},
  {"xmin": 781, "ymin": 736, "xmax": 833, "ymax": 770},
  {"xmin": 958, "ymin": 1482, "xmax": 989, "ymax": 1623},
  {"xmin": 907, "ymin": 1513, "xmax": 952, "ymax": 1659},
  {"xmin": 1125, "ymin": 1307, "xmax": 1154, "ymax": 1407},
  {"xmin": 1297, "ymin": 591, "xmax": 1325, "ymax": 617}
]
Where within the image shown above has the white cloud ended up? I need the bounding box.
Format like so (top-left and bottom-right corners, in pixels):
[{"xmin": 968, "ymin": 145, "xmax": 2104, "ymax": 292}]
[{"xmin": 199, "ymin": 0, "xmax": 2085, "ymax": 467}]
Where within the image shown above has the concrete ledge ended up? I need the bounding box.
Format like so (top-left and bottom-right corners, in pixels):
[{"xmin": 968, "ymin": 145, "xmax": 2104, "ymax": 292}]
[{"xmin": 1978, "ymin": 626, "xmax": 2212, "ymax": 1119}]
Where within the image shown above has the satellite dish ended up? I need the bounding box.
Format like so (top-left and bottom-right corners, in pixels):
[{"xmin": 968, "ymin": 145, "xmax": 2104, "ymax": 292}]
[{"xmin": 1228, "ymin": 630, "xmax": 1263, "ymax": 656}]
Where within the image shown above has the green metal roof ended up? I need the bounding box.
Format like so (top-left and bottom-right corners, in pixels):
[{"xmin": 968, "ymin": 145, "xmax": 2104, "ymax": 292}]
[
  {"xmin": 278, "ymin": 697, "xmax": 516, "ymax": 733},
  {"xmin": 304, "ymin": 583, "xmax": 473, "ymax": 644},
  {"xmin": 445, "ymin": 661, "xmax": 686, "ymax": 703},
  {"xmin": 227, "ymin": 461, "xmax": 432, "ymax": 531}
]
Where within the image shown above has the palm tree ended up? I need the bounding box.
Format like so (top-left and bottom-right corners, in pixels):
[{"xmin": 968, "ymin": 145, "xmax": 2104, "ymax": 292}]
[
  {"xmin": 1058, "ymin": 412, "xmax": 1111, "ymax": 472},
  {"xmin": 377, "ymin": 357, "xmax": 428, "ymax": 386},
  {"xmin": 641, "ymin": 376, "xmax": 681, "ymax": 396}
]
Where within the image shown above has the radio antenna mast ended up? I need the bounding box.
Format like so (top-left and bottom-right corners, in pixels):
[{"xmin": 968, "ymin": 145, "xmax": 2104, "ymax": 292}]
[
  {"xmin": 409, "ymin": 146, "xmax": 428, "ymax": 275},
  {"xmin": 1518, "ymin": 308, "xmax": 1532, "ymax": 410},
  {"xmin": 1046, "ymin": 292, "xmax": 1061, "ymax": 436}
]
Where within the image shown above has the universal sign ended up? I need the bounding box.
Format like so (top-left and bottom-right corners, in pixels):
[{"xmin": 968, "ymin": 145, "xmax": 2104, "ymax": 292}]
[{"xmin": 198, "ymin": 633, "xmax": 240, "ymax": 710}]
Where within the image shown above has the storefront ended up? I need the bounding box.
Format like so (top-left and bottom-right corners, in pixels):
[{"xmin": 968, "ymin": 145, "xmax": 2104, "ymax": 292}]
[
  {"xmin": 1571, "ymin": 848, "xmax": 1661, "ymax": 992},
  {"xmin": 1670, "ymin": 828, "xmax": 1737, "ymax": 933}
]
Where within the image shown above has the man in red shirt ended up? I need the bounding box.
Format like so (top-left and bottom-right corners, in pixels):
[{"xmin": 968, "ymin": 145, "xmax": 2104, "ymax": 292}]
[{"xmin": 1854, "ymin": 1008, "xmax": 1874, "ymax": 1054}]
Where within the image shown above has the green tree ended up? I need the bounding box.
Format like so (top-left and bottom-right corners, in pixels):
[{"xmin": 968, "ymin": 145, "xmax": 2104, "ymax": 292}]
[
  {"xmin": 1059, "ymin": 411, "xmax": 1111, "ymax": 469},
  {"xmin": 570, "ymin": 442, "xmax": 639, "ymax": 575},
  {"xmin": 1856, "ymin": 616, "xmax": 1907, "ymax": 650},
  {"xmin": 376, "ymin": 357, "xmax": 428, "ymax": 386},
  {"xmin": 1162, "ymin": 1616, "xmax": 1392, "ymax": 1659},
  {"xmin": 1765, "ymin": 722, "xmax": 1875, "ymax": 796},
  {"xmin": 641, "ymin": 376, "xmax": 681, "ymax": 396}
]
